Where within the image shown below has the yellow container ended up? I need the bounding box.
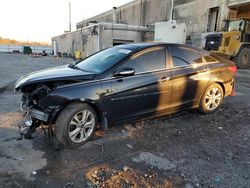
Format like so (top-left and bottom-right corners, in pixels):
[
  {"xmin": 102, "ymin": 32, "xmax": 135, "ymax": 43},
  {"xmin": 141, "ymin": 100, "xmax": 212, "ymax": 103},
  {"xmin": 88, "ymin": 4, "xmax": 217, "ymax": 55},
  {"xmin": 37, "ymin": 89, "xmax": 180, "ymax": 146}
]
[{"xmin": 75, "ymin": 51, "xmax": 81, "ymax": 59}]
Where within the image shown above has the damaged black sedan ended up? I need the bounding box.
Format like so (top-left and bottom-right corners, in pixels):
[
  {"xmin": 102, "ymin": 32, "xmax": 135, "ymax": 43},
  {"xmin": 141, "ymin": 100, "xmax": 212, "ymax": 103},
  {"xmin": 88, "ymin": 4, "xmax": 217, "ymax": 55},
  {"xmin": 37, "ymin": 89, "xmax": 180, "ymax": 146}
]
[{"xmin": 15, "ymin": 43, "xmax": 236, "ymax": 148}]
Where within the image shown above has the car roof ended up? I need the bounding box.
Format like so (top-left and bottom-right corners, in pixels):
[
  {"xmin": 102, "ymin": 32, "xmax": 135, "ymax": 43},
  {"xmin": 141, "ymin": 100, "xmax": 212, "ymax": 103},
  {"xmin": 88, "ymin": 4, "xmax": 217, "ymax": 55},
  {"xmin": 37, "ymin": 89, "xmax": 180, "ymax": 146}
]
[
  {"xmin": 116, "ymin": 42, "xmax": 209, "ymax": 54},
  {"xmin": 116, "ymin": 42, "xmax": 165, "ymax": 50}
]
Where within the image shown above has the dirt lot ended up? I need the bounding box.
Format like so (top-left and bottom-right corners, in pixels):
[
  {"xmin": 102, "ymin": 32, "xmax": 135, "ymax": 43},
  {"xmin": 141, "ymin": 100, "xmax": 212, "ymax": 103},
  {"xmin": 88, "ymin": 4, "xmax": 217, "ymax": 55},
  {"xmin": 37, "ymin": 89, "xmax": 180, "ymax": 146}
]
[{"xmin": 0, "ymin": 53, "xmax": 249, "ymax": 188}]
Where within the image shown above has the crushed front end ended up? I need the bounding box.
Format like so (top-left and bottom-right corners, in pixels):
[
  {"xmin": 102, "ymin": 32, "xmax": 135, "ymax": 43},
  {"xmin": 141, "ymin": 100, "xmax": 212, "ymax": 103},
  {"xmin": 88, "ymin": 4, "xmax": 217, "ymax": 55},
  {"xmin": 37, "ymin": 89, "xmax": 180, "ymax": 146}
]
[
  {"xmin": 16, "ymin": 84, "xmax": 61, "ymax": 139},
  {"xmin": 14, "ymin": 64, "xmax": 96, "ymax": 141}
]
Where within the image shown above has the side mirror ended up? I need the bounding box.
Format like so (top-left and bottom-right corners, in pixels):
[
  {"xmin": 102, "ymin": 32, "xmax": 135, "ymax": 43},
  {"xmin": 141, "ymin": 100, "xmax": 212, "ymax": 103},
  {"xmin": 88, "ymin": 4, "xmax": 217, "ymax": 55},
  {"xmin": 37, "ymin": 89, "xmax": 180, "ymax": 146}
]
[{"xmin": 113, "ymin": 67, "xmax": 135, "ymax": 77}]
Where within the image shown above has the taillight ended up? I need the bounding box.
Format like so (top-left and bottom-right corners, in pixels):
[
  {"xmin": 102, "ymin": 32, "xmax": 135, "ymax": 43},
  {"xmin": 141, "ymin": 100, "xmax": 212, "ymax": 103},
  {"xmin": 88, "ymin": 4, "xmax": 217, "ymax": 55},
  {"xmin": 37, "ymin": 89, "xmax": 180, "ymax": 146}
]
[{"xmin": 228, "ymin": 65, "xmax": 237, "ymax": 75}]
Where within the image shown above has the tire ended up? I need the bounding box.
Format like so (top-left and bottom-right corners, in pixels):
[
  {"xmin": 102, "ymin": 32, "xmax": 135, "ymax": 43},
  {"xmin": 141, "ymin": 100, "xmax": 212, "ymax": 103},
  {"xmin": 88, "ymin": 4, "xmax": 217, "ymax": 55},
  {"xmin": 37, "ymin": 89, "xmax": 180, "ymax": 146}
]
[
  {"xmin": 55, "ymin": 102, "xmax": 97, "ymax": 148},
  {"xmin": 199, "ymin": 83, "xmax": 224, "ymax": 114},
  {"xmin": 234, "ymin": 47, "xmax": 250, "ymax": 69}
]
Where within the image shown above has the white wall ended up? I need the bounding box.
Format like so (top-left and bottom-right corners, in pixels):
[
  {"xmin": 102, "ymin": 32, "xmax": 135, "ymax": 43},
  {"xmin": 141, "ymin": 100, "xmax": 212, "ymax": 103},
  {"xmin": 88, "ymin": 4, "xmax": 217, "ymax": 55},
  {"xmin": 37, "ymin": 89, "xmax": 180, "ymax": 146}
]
[
  {"xmin": 0, "ymin": 44, "xmax": 52, "ymax": 53},
  {"xmin": 0, "ymin": 45, "xmax": 22, "ymax": 53}
]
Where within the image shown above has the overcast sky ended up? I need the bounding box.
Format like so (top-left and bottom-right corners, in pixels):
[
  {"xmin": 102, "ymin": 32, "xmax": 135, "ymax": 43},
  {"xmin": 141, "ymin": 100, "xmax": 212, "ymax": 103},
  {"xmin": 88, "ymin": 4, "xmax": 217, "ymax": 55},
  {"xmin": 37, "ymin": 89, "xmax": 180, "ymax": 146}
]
[{"xmin": 0, "ymin": 0, "xmax": 133, "ymax": 43}]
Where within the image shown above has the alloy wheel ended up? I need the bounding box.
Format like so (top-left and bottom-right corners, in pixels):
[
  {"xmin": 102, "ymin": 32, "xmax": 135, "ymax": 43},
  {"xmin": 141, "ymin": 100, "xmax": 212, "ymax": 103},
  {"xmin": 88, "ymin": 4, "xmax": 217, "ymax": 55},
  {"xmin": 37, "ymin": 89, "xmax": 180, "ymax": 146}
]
[
  {"xmin": 205, "ymin": 87, "xmax": 222, "ymax": 111},
  {"xmin": 68, "ymin": 110, "xmax": 95, "ymax": 143}
]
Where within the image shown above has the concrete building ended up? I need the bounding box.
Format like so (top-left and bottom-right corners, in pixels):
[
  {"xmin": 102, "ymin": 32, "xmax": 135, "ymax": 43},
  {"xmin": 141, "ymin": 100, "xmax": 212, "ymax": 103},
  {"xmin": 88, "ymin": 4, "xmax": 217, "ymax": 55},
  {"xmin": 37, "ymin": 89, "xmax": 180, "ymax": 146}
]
[
  {"xmin": 52, "ymin": 23, "xmax": 153, "ymax": 58},
  {"xmin": 52, "ymin": 0, "xmax": 250, "ymax": 57}
]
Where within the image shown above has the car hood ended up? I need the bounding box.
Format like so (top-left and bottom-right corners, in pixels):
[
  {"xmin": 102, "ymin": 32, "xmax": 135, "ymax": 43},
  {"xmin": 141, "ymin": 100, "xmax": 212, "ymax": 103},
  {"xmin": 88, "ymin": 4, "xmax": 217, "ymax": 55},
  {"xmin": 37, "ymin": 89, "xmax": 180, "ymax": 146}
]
[{"xmin": 15, "ymin": 65, "xmax": 96, "ymax": 90}]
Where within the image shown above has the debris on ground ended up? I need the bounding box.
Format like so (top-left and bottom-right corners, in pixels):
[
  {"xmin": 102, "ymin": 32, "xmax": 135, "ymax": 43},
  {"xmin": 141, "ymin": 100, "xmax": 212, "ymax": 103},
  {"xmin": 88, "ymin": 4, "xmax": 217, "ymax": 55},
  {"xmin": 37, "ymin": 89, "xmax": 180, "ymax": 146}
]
[
  {"xmin": 85, "ymin": 165, "xmax": 175, "ymax": 188},
  {"xmin": 126, "ymin": 144, "xmax": 134, "ymax": 149}
]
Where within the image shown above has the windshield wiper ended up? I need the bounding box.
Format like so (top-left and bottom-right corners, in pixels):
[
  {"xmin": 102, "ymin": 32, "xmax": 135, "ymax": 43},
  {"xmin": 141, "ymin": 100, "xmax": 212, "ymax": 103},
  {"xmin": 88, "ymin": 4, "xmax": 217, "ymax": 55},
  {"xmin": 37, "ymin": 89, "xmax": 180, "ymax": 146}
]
[
  {"xmin": 68, "ymin": 64, "xmax": 81, "ymax": 70},
  {"xmin": 68, "ymin": 64, "xmax": 96, "ymax": 73},
  {"xmin": 78, "ymin": 68, "xmax": 96, "ymax": 73}
]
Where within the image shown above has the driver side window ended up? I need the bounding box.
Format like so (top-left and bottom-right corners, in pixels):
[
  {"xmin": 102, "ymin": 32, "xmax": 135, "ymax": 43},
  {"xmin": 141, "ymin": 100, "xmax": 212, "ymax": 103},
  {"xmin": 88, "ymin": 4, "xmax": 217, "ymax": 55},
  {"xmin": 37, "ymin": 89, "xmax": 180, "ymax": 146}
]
[{"xmin": 120, "ymin": 47, "xmax": 166, "ymax": 74}]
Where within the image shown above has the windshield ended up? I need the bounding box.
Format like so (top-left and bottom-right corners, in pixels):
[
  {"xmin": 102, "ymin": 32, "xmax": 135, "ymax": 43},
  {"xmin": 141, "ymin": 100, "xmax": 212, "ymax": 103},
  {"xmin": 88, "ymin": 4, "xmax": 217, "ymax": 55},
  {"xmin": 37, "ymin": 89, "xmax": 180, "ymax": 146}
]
[
  {"xmin": 73, "ymin": 47, "xmax": 132, "ymax": 73},
  {"xmin": 228, "ymin": 20, "xmax": 244, "ymax": 31}
]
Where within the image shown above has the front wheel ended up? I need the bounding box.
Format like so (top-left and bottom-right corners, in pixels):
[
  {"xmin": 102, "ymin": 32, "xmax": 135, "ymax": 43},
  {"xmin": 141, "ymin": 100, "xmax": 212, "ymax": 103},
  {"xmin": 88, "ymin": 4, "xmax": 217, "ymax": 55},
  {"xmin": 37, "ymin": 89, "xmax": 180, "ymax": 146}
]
[
  {"xmin": 55, "ymin": 103, "xmax": 97, "ymax": 148},
  {"xmin": 199, "ymin": 83, "xmax": 224, "ymax": 113}
]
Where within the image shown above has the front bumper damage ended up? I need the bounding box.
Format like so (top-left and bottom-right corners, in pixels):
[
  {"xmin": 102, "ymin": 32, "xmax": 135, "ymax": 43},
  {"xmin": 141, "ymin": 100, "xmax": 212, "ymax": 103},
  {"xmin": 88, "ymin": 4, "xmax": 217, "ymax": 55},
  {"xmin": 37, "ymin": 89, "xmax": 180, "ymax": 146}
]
[
  {"xmin": 18, "ymin": 105, "xmax": 64, "ymax": 150},
  {"xmin": 29, "ymin": 108, "xmax": 50, "ymax": 122},
  {"xmin": 18, "ymin": 107, "xmax": 50, "ymax": 139},
  {"xmin": 16, "ymin": 84, "xmax": 60, "ymax": 139}
]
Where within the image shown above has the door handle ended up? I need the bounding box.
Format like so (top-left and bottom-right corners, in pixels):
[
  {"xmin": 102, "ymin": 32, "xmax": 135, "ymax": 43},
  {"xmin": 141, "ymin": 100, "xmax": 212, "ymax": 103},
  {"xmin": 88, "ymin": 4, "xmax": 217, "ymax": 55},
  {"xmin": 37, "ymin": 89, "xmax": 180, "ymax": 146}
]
[{"xmin": 159, "ymin": 77, "xmax": 170, "ymax": 82}]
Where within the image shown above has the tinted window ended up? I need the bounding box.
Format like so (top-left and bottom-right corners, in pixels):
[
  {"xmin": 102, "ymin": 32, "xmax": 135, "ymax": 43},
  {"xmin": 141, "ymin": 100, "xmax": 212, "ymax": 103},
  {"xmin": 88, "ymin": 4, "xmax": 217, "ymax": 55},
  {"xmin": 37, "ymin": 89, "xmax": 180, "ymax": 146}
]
[
  {"xmin": 170, "ymin": 47, "xmax": 203, "ymax": 64},
  {"xmin": 172, "ymin": 57, "xmax": 189, "ymax": 67},
  {"xmin": 75, "ymin": 47, "xmax": 132, "ymax": 73},
  {"xmin": 122, "ymin": 47, "xmax": 166, "ymax": 73},
  {"xmin": 204, "ymin": 55, "xmax": 217, "ymax": 62}
]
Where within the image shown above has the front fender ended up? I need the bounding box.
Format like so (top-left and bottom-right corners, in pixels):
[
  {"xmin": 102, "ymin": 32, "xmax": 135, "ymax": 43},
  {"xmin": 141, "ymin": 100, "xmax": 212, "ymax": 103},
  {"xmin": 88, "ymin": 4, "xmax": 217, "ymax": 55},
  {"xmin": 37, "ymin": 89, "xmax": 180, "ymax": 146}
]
[{"xmin": 38, "ymin": 81, "xmax": 103, "ymax": 108}]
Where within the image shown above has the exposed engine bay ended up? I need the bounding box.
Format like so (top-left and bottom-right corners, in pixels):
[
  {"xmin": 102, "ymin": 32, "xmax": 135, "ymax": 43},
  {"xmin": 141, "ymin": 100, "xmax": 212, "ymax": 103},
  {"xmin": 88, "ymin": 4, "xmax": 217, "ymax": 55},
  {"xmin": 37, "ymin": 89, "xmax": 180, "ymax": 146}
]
[{"xmin": 18, "ymin": 82, "xmax": 70, "ymax": 140}]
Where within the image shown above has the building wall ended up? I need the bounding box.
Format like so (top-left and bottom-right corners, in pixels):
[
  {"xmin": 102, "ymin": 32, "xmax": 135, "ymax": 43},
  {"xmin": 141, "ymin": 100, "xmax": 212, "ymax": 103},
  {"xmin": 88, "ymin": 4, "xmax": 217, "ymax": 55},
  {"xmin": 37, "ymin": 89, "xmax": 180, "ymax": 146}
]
[
  {"xmin": 174, "ymin": 0, "xmax": 228, "ymax": 46},
  {"xmin": 52, "ymin": 24, "xmax": 152, "ymax": 58},
  {"xmin": 52, "ymin": 29, "xmax": 98, "ymax": 57},
  {"xmin": 228, "ymin": 0, "xmax": 250, "ymax": 6},
  {"xmin": 52, "ymin": 32, "xmax": 79, "ymax": 56},
  {"xmin": 75, "ymin": 0, "xmax": 250, "ymax": 47},
  {"xmin": 76, "ymin": 0, "xmax": 172, "ymax": 28},
  {"xmin": 99, "ymin": 28, "xmax": 147, "ymax": 49},
  {"xmin": 76, "ymin": 1, "xmax": 142, "ymax": 28},
  {"xmin": 54, "ymin": 0, "xmax": 250, "ymax": 54}
]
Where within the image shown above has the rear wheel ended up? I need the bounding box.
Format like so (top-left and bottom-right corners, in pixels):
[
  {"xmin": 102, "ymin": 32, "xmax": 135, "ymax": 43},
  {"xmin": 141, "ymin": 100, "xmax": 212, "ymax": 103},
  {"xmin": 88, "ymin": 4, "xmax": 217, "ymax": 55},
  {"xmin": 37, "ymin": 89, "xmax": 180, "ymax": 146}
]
[
  {"xmin": 235, "ymin": 47, "xmax": 250, "ymax": 69},
  {"xmin": 199, "ymin": 83, "xmax": 224, "ymax": 113},
  {"xmin": 55, "ymin": 103, "xmax": 97, "ymax": 148}
]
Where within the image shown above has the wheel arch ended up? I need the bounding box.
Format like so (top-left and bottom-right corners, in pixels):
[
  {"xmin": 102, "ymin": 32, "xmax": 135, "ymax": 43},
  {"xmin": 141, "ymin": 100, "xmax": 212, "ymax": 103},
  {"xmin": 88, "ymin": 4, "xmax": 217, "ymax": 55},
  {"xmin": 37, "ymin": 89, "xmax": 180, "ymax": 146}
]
[
  {"xmin": 50, "ymin": 99, "xmax": 107, "ymax": 129},
  {"xmin": 215, "ymin": 82, "xmax": 225, "ymax": 97}
]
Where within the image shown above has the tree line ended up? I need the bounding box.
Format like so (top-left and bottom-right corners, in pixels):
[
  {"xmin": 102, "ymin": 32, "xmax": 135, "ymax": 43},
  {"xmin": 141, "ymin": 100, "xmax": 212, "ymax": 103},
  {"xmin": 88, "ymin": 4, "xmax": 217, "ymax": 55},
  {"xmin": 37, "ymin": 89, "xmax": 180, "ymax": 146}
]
[{"xmin": 0, "ymin": 36, "xmax": 50, "ymax": 46}]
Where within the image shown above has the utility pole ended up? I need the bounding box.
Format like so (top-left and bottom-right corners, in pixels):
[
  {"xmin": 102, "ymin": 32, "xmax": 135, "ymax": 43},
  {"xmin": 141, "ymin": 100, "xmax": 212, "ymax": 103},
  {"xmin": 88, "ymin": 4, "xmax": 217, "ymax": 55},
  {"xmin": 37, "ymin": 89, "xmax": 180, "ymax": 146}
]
[
  {"xmin": 69, "ymin": 1, "xmax": 72, "ymax": 32},
  {"xmin": 170, "ymin": 0, "xmax": 174, "ymax": 20}
]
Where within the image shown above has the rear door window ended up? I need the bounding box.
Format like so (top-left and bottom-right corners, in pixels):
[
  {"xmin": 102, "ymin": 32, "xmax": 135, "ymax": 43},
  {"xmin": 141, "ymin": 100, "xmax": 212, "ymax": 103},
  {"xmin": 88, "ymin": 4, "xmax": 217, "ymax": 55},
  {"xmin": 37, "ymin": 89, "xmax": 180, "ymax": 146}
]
[
  {"xmin": 121, "ymin": 47, "xmax": 166, "ymax": 73},
  {"xmin": 170, "ymin": 46, "xmax": 203, "ymax": 66},
  {"xmin": 172, "ymin": 57, "xmax": 189, "ymax": 67}
]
